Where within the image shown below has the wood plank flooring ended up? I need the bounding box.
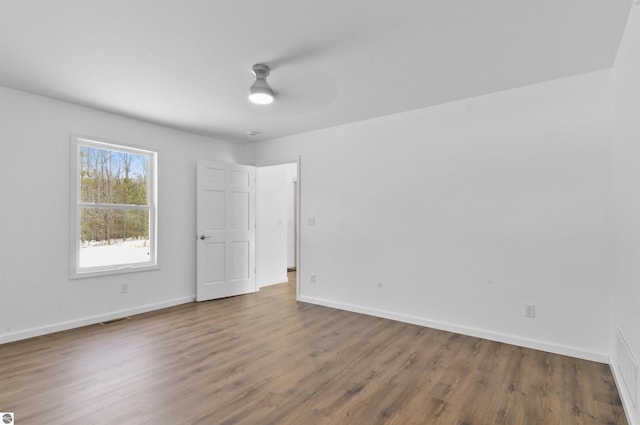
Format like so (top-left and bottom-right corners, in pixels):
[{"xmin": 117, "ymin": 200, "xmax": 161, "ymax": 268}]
[{"xmin": 0, "ymin": 272, "xmax": 628, "ymax": 424}]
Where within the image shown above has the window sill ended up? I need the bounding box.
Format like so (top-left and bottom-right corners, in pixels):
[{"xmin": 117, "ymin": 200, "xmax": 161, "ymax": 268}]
[{"xmin": 70, "ymin": 264, "xmax": 160, "ymax": 280}]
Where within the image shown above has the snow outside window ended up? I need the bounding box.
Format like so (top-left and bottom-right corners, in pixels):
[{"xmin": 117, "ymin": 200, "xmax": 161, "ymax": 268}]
[{"xmin": 70, "ymin": 135, "xmax": 158, "ymax": 278}]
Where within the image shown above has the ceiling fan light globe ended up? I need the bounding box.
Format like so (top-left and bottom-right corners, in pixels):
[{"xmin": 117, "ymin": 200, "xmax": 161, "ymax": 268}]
[
  {"xmin": 249, "ymin": 92, "xmax": 274, "ymax": 105},
  {"xmin": 249, "ymin": 64, "xmax": 274, "ymax": 105}
]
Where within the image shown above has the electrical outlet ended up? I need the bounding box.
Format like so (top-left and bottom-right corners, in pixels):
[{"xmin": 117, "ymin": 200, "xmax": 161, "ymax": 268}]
[
  {"xmin": 121, "ymin": 282, "xmax": 129, "ymax": 294},
  {"xmin": 310, "ymin": 274, "xmax": 316, "ymax": 284},
  {"xmin": 308, "ymin": 217, "xmax": 316, "ymax": 226},
  {"xmin": 524, "ymin": 303, "xmax": 535, "ymax": 318}
]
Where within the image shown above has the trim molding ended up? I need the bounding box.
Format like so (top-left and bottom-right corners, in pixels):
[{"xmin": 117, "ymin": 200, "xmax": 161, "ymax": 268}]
[
  {"xmin": 298, "ymin": 295, "xmax": 609, "ymax": 364},
  {"xmin": 0, "ymin": 296, "xmax": 194, "ymax": 345},
  {"xmin": 611, "ymin": 357, "xmax": 640, "ymax": 425}
]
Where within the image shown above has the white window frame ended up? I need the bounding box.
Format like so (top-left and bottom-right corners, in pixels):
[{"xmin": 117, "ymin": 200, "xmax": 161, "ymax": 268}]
[{"xmin": 70, "ymin": 134, "xmax": 158, "ymax": 278}]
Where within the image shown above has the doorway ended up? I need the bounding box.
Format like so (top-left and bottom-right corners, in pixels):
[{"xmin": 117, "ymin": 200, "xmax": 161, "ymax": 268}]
[{"xmin": 256, "ymin": 161, "xmax": 299, "ymax": 297}]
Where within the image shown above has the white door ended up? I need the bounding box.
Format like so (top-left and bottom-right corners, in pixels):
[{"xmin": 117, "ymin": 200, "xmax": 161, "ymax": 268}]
[{"xmin": 196, "ymin": 160, "xmax": 256, "ymax": 301}]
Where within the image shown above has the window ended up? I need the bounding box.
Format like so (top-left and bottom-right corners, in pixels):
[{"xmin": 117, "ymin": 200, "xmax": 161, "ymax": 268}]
[{"xmin": 71, "ymin": 135, "xmax": 157, "ymax": 278}]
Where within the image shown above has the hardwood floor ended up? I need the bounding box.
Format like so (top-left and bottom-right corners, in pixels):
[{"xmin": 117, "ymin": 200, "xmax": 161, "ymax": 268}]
[{"xmin": 0, "ymin": 272, "xmax": 628, "ymax": 425}]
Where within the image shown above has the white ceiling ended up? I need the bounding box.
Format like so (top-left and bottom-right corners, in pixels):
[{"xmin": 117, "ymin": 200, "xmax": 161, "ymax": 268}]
[{"xmin": 0, "ymin": 0, "xmax": 631, "ymax": 143}]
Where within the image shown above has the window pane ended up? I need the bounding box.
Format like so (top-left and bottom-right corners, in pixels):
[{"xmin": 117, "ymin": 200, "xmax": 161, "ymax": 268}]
[
  {"xmin": 80, "ymin": 146, "xmax": 148, "ymax": 205},
  {"xmin": 79, "ymin": 207, "xmax": 150, "ymax": 268}
]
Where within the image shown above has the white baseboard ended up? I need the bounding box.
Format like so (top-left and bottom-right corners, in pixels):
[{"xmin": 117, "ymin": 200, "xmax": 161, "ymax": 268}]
[
  {"xmin": 0, "ymin": 296, "xmax": 194, "ymax": 345},
  {"xmin": 611, "ymin": 357, "xmax": 640, "ymax": 425},
  {"xmin": 298, "ymin": 295, "xmax": 609, "ymax": 364}
]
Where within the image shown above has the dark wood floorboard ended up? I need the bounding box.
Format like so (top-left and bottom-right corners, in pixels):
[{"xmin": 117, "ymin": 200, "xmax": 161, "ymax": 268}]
[{"xmin": 0, "ymin": 272, "xmax": 628, "ymax": 425}]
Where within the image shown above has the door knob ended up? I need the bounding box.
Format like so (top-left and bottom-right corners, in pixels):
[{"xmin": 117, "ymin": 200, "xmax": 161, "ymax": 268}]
[{"xmin": 200, "ymin": 235, "xmax": 211, "ymax": 240}]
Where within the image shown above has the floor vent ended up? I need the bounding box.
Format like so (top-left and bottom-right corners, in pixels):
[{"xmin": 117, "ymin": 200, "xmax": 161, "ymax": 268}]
[{"xmin": 616, "ymin": 329, "xmax": 639, "ymax": 408}]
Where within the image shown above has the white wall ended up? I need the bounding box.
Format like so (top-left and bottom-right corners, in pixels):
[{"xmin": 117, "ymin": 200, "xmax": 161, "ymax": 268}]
[
  {"xmin": 253, "ymin": 70, "xmax": 613, "ymax": 361},
  {"xmin": 611, "ymin": 4, "xmax": 640, "ymax": 424},
  {"xmin": 257, "ymin": 164, "xmax": 295, "ymax": 287},
  {"xmin": 0, "ymin": 87, "xmax": 248, "ymax": 343}
]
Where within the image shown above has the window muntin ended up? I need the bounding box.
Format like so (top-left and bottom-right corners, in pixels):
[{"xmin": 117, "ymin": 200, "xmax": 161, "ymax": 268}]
[{"xmin": 71, "ymin": 136, "xmax": 157, "ymax": 278}]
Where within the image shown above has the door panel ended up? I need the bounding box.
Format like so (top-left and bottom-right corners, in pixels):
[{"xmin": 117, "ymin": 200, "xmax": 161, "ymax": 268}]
[
  {"xmin": 197, "ymin": 160, "xmax": 256, "ymax": 301},
  {"xmin": 203, "ymin": 190, "xmax": 225, "ymax": 229},
  {"xmin": 231, "ymin": 191, "xmax": 249, "ymax": 229},
  {"xmin": 204, "ymin": 243, "xmax": 225, "ymax": 281},
  {"xmin": 231, "ymin": 241, "xmax": 250, "ymax": 280}
]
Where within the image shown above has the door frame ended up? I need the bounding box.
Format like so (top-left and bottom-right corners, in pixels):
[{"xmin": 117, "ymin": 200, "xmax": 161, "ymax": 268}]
[{"xmin": 255, "ymin": 156, "xmax": 302, "ymax": 300}]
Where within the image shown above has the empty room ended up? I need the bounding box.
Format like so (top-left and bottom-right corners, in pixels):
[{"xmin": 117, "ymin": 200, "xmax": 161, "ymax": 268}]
[{"xmin": 1, "ymin": 1, "xmax": 639, "ymax": 424}]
